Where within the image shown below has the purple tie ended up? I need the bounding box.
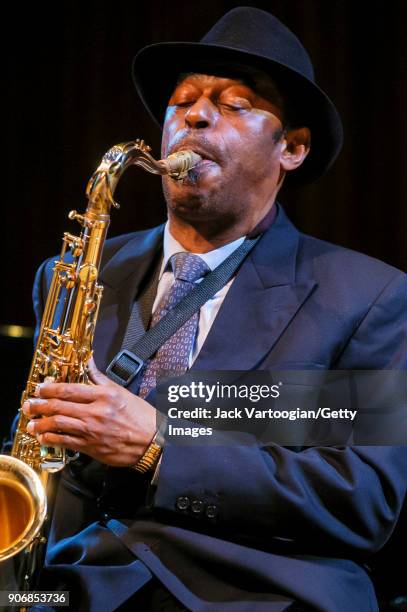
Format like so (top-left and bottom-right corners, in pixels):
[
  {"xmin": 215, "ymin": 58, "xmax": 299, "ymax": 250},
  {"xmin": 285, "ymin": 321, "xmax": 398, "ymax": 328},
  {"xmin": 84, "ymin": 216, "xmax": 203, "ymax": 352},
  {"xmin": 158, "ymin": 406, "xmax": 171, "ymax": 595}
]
[{"xmin": 138, "ymin": 252, "xmax": 210, "ymax": 399}]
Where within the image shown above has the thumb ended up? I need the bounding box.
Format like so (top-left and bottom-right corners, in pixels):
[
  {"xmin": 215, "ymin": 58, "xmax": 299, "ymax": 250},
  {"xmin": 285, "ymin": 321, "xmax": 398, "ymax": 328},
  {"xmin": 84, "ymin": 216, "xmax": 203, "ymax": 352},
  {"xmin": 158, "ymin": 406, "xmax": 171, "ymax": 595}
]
[{"xmin": 86, "ymin": 356, "xmax": 111, "ymax": 385}]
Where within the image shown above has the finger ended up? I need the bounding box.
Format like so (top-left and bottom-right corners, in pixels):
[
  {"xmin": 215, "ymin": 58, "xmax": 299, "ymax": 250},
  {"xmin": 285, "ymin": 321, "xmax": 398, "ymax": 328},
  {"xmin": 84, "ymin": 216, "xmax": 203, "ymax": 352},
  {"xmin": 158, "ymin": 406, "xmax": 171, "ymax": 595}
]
[
  {"xmin": 22, "ymin": 398, "xmax": 92, "ymax": 418},
  {"xmin": 27, "ymin": 415, "xmax": 86, "ymax": 437},
  {"xmin": 87, "ymin": 356, "xmax": 112, "ymax": 386},
  {"xmin": 37, "ymin": 382, "xmax": 98, "ymax": 402},
  {"xmin": 35, "ymin": 431, "xmax": 85, "ymax": 451}
]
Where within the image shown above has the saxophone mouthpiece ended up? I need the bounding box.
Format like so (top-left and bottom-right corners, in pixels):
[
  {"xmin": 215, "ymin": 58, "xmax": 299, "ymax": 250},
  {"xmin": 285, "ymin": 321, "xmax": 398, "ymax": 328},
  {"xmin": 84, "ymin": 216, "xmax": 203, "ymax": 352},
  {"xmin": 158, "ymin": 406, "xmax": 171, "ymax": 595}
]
[{"xmin": 161, "ymin": 150, "xmax": 202, "ymax": 180}]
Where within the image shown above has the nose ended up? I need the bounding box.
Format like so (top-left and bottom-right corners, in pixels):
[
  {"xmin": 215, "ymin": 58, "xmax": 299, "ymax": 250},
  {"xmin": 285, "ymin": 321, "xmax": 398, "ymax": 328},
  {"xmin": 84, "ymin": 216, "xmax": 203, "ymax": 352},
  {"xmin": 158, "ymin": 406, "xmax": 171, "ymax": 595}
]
[{"xmin": 185, "ymin": 96, "xmax": 217, "ymax": 129}]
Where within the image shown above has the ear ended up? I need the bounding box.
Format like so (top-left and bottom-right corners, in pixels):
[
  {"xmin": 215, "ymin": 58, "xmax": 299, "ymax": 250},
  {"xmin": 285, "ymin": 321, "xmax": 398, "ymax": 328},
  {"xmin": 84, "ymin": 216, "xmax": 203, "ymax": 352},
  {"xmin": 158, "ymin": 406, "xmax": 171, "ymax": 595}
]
[{"xmin": 280, "ymin": 127, "xmax": 311, "ymax": 172}]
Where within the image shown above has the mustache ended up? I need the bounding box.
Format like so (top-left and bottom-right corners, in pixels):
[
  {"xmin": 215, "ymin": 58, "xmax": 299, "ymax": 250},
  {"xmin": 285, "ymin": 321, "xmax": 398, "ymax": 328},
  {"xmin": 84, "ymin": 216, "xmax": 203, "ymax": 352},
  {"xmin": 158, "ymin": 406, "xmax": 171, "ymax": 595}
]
[{"xmin": 167, "ymin": 134, "xmax": 223, "ymax": 164}]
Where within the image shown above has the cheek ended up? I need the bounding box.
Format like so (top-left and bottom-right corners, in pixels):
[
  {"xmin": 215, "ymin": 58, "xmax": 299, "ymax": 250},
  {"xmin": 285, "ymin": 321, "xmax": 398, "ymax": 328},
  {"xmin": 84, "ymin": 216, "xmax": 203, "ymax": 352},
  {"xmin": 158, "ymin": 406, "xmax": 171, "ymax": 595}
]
[
  {"xmin": 223, "ymin": 117, "xmax": 281, "ymax": 174},
  {"xmin": 242, "ymin": 113, "xmax": 281, "ymax": 151},
  {"xmin": 219, "ymin": 118, "xmax": 282, "ymax": 187},
  {"xmin": 161, "ymin": 107, "xmax": 180, "ymax": 157},
  {"xmin": 224, "ymin": 112, "xmax": 281, "ymax": 148}
]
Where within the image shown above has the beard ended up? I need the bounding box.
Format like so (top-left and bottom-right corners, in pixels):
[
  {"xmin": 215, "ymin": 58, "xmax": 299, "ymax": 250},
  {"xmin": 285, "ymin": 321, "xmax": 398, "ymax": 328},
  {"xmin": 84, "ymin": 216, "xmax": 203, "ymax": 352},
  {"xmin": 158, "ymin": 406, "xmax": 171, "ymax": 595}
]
[{"xmin": 162, "ymin": 170, "xmax": 244, "ymax": 229}]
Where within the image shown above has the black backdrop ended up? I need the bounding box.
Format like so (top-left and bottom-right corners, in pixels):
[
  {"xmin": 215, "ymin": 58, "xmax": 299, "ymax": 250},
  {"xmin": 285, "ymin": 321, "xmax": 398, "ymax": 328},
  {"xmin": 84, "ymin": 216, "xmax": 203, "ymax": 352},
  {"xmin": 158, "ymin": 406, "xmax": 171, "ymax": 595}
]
[{"xmin": 3, "ymin": 0, "xmax": 407, "ymax": 328}]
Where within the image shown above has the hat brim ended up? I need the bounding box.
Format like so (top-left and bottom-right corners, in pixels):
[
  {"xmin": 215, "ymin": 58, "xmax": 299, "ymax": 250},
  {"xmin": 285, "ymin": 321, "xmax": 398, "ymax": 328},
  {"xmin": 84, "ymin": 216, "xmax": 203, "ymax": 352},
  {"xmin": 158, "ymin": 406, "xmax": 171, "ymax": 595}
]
[{"xmin": 132, "ymin": 41, "xmax": 343, "ymax": 187}]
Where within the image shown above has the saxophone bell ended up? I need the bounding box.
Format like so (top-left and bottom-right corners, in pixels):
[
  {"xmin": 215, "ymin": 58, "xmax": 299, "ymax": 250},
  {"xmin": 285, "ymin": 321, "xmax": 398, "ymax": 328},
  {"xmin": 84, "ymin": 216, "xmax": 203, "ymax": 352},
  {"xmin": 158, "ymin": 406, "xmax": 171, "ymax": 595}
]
[{"xmin": 0, "ymin": 456, "xmax": 47, "ymax": 563}]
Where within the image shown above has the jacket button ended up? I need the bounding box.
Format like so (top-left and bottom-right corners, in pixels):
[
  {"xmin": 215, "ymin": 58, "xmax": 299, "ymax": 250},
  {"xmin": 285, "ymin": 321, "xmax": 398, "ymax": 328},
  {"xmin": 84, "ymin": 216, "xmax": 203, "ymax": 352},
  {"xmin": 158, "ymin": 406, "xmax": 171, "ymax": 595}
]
[
  {"xmin": 205, "ymin": 504, "xmax": 218, "ymax": 519},
  {"xmin": 176, "ymin": 496, "xmax": 190, "ymax": 511},
  {"xmin": 191, "ymin": 499, "xmax": 204, "ymax": 514}
]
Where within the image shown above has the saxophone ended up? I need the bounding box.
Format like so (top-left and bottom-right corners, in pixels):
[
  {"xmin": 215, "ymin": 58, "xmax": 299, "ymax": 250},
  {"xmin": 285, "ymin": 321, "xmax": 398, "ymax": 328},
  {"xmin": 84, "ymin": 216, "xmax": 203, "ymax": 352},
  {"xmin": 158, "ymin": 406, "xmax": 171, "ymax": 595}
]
[{"xmin": 0, "ymin": 140, "xmax": 201, "ymax": 596}]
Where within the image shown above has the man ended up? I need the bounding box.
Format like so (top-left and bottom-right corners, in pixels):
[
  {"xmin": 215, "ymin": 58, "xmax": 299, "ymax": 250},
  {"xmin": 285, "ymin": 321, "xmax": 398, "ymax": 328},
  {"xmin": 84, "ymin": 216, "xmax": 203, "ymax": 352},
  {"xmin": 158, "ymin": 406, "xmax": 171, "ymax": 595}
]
[{"xmin": 18, "ymin": 7, "xmax": 407, "ymax": 612}]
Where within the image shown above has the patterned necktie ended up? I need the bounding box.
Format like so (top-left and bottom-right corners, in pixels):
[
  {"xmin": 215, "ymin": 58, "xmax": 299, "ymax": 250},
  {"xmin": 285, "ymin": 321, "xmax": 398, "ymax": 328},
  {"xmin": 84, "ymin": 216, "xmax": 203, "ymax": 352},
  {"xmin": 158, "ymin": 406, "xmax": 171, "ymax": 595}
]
[{"xmin": 138, "ymin": 252, "xmax": 210, "ymax": 399}]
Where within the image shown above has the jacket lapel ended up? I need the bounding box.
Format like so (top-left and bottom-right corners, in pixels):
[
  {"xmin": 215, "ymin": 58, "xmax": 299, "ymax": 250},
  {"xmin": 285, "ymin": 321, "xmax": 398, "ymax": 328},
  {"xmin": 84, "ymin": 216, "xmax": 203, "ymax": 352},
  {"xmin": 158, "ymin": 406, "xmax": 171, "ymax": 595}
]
[
  {"xmin": 191, "ymin": 205, "xmax": 317, "ymax": 372},
  {"xmin": 93, "ymin": 205, "xmax": 317, "ymax": 375},
  {"xmin": 93, "ymin": 225, "xmax": 164, "ymax": 370}
]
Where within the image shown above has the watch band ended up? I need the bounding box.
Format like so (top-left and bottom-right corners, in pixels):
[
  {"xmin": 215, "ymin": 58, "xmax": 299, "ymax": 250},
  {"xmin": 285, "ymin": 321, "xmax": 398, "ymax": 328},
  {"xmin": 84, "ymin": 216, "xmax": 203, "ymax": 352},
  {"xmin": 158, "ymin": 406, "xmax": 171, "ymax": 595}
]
[
  {"xmin": 131, "ymin": 415, "xmax": 167, "ymax": 473},
  {"xmin": 132, "ymin": 438, "xmax": 162, "ymax": 473}
]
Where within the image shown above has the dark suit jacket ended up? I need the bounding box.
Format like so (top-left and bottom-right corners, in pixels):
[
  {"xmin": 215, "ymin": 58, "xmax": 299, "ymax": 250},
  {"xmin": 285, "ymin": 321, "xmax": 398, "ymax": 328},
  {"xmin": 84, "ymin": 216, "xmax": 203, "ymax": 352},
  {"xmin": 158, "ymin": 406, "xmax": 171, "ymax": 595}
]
[{"xmin": 32, "ymin": 204, "xmax": 407, "ymax": 612}]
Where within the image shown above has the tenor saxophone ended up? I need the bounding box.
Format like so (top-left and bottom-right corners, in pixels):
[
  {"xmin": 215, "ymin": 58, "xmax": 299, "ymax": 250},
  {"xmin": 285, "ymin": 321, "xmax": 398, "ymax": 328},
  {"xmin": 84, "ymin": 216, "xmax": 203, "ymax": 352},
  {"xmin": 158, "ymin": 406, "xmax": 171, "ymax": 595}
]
[{"xmin": 0, "ymin": 141, "xmax": 201, "ymax": 596}]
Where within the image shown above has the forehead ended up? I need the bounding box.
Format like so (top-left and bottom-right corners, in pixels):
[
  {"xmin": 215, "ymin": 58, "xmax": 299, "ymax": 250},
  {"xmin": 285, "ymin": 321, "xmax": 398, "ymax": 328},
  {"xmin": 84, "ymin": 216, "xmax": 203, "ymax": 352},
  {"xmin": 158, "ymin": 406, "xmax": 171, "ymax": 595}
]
[{"xmin": 175, "ymin": 73, "xmax": 248, "ymax": 89}]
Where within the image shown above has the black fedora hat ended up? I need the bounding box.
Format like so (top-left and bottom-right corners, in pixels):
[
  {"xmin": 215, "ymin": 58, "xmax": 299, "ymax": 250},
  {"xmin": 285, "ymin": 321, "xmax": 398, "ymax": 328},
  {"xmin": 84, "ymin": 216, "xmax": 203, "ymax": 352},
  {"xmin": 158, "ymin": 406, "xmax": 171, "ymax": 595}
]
[{"xmin": 132, "ymin": 6, "xmax": 343, "ymax": 186}]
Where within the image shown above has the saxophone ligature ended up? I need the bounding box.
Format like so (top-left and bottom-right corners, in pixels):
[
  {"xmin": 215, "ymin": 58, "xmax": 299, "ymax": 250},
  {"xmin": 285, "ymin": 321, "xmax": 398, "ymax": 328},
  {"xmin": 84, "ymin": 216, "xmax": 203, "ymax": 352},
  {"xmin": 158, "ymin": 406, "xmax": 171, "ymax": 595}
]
[{"xmin": 0, "ymin": 140, "xmax": 201, "ymax": 599}]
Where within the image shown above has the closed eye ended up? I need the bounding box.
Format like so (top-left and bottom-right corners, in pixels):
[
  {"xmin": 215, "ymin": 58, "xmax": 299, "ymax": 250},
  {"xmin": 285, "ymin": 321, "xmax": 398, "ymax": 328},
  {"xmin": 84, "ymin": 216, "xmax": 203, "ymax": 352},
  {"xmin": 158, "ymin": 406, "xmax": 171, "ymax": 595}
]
[
  {"xmin": 174, "ymin": 100, "xmax": 196, "ymax": 108},
  {"xmin": 221, "ymin": 103, "xmax": 248, "ymax": 111},
  {"xmin": 219, "ymin": 98, "xmax": 252, "ymax": 111}
]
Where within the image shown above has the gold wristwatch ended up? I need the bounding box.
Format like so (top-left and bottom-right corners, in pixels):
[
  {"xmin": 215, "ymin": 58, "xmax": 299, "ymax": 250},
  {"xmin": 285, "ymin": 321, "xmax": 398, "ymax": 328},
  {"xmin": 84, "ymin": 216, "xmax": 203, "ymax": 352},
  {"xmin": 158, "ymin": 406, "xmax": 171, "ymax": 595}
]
[{"xmin": 131, "ymin": 416, "xmax": 167, "ymax": 473}]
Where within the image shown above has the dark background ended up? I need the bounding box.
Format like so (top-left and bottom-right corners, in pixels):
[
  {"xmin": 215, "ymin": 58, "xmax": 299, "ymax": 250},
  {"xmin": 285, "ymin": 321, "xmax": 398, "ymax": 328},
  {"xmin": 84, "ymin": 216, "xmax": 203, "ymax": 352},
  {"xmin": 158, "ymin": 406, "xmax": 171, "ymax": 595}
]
[
  {"xmin": 3, "ymin": 0, "xmax": 407, "ymax": 330},
  {"xmin": 1, "ymin": 1, "xmax": 406, "ymax": 603}
]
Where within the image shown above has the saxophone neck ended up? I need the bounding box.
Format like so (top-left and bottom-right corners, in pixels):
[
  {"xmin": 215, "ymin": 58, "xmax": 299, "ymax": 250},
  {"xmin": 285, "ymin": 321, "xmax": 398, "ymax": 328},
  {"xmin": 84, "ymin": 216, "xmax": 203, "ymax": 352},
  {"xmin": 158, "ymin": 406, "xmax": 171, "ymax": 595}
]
[
  {"xmin": 85, "ymin": 140, "xmax": 202, "ymax": 215},
  {"xmin": 85, "ymin": 143, "xmax": 134, "ymax": 215}
]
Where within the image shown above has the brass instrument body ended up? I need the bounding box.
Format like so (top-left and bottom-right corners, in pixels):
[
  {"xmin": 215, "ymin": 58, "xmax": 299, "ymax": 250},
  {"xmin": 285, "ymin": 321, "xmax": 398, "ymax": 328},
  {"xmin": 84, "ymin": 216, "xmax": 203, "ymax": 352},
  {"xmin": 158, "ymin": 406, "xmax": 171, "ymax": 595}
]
[{"xmin": 0, "ymin": 141, "xmax": 201, "ymax": 593}]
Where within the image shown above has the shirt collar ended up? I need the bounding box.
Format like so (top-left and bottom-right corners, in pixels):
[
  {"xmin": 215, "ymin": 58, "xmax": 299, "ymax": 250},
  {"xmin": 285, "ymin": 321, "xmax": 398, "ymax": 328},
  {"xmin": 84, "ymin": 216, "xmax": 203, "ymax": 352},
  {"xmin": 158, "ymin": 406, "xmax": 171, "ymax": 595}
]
[{"xmin": 159, "ymin": 221, "xmax": 246, "ymax": 279}]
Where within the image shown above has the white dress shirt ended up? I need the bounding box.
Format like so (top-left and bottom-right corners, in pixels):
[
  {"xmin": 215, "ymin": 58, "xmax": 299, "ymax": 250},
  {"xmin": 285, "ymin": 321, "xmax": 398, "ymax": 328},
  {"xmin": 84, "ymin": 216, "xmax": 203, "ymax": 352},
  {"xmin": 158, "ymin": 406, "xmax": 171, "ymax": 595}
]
[
  {"xmin": 152, "ymin": 221, "xmax": 246, "ymax": 366},
  {"xmin": 147, "ymin": 223, "xmax": 246, "ymax": 484}
]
